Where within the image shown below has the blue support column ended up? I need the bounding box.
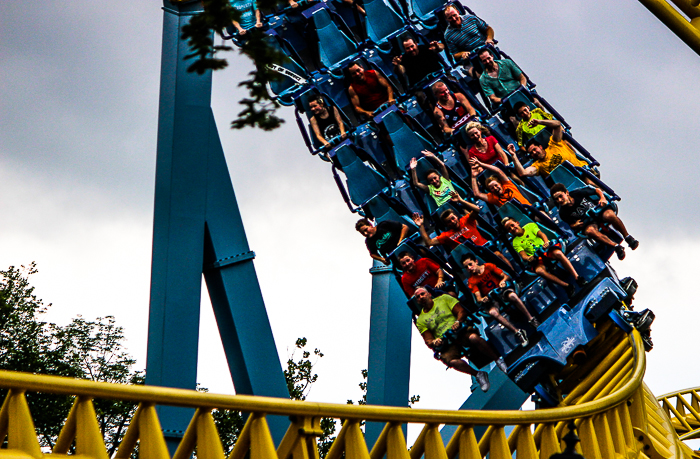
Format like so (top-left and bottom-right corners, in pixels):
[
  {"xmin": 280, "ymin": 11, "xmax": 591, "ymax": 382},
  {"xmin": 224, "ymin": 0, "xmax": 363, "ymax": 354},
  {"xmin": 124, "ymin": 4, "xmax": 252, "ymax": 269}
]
[
  {"xmin": 146, "ymin": 1, "xmax": 288, "ymax": 451},
  {"xmin": 364, "ymin": 261, "xmax": 413, "ymax": 446}
]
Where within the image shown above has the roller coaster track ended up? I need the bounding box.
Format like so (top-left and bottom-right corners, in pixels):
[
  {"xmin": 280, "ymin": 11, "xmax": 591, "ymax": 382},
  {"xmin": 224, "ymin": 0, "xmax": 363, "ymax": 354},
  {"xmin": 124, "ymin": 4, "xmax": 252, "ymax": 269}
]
[
  {"xmin": 0, "ymin": 330, "xmax": 696, "ymax": 458},
  {"xmin": 658, "ymin": 387, "xmax": 700, "ymax": 442}
]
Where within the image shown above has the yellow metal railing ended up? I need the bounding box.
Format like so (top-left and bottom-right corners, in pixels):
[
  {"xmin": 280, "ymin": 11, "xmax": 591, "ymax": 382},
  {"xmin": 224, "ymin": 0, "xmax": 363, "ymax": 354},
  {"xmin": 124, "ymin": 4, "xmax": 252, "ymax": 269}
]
[
  {"xmin": 0, "ymin": 330, "xmax": 696, "ymax": 459},
  {"xmin": 658, "ymin": 387, "xmax": 700, "ymax": 441},
  {"xmin": 637, "ymin": 0, "xmax": 700, "ymax": 55}
]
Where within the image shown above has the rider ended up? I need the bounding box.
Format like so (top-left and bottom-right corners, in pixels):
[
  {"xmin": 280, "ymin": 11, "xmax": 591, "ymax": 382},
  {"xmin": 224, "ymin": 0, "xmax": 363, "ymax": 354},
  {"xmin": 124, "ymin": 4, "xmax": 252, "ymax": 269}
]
[
  {"xmin": 413, "ymin": 287, "xmax": 507, "ymax": 391},
  {"xmin": 462, "ymin": 253, "xmax": 538, "ymax": 347},
  {"xmin": 502, "ymin": 217, "xmax": 585, "ymax": 296}
]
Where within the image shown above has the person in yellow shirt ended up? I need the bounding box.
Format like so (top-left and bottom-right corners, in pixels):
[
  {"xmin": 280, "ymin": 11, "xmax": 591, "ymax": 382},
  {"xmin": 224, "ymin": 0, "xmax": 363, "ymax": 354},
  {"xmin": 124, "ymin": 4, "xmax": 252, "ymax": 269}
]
[
  {"xmin": 510, "ymin": 119, "xmax": 588, "ymax": 178},
  {"xmin": 513, "ymin": 101, "xmax": 552, "ymax": 147}
]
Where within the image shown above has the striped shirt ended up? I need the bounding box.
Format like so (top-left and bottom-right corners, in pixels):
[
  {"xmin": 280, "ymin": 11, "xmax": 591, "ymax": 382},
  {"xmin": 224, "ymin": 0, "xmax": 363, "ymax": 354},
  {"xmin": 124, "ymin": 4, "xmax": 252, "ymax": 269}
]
[{"xmin": 444, "ymin": 15, "xmax": 489, "ymax": 56}]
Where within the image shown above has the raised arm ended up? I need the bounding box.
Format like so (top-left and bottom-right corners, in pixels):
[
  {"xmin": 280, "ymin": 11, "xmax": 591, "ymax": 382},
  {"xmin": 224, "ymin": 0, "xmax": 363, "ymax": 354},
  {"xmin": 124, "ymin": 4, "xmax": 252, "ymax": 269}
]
[
  {"xmin": 475, "ymin": 157, "xmax": 509, "ymax": 182},
  {"xmin": 529, "ymin": 118, "xmax": 564, "ymax": 142},
  {"xmin": 470, "ymin": 164, "xmax": 489, "ymax": 202},
  {"xmin": 507, "ymin": 143, "xmax": 538, "ymax": 177},
  {"xmin": 455, "ymin": 93, "xmax": 477, "ymax": 117},
  {"xmin": 392, "ymin": 55, "xmax": 406, "ymax": 77},
  {"xmin": 410, "ymin": 158, "xmax": 429, "ymax": 192},
  {"xmin": 397, "ymin": 223, "xmax": 409, "ymax": 246},
  {"xmin": 429, "ymin": 40, "xmax": 445, "ymax": 53},
  {"xmin": 413, "ymin": 213, "xmax": 440, "ymax": 247},
  {"xmin": 422, "ymin": 150, "xmax": 450, "ymax": 181},
  {"xmin": 450, "ymin": 193, "xmax": 481, "ymax": 213}
]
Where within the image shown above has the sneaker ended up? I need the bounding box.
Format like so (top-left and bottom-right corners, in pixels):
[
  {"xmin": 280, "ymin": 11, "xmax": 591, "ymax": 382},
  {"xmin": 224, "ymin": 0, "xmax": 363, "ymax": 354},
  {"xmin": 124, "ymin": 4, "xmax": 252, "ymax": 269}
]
[
  {"xmin": 576, "ymin": 276, "xmax": 588, "ymax": 287},
  {"xmin": 495, "ymin": 357, "xmax": 508, "ymax": 373},
  {"xmin": 529, "ymin": 317, "xmax": 541, "ymax": 328},
  {"xmin": 615, "ymin": 245, "xmax": 626, "ymax": 260},
  {"xmin": 475, "ymin": 371, "xmax": 490, "ymax": 391},
  {"xmin": 515, "ymin": 329, "xmax": 529, "ymax": 347},
  {"xmin": 625, "ymin": 236, "xmax": 639, "ymax": 250}
]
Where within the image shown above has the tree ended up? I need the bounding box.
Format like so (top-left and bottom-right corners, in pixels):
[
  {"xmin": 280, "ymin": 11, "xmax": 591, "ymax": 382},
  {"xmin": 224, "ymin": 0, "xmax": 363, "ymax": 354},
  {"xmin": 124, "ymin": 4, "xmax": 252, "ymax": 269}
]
[
  {"xmin": 0, "ymin": 264, "xmax": 143, "ymax": 453},
  {"xmin": 181, "ymin": 0, "xmax": 289, "ymax": 131}
]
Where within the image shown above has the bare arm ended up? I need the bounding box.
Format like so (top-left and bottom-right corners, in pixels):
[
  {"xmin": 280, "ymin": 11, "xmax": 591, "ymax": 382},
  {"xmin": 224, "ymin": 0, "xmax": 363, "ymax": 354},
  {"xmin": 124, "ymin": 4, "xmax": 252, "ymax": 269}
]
[
  {"xmin": 332, "ymin": 106, "xmax": 346, "ymax": 136},
  {"xmin": 594, "ymin": 187, "xmax": 608, "ymax": 206},
  {"xmin": 455, "ymin": 93, "xmax": 477, "ymax": 117},
  {"xmin": 410, "ymin": 158, "xmax": 429, "ymax": 192},
  {"xmin": 493, "ymin": 142, "xmax": 509, "ymax": 166},
  {"xmin": 397, "ymin": 224, "xmax": 409, "ymax": 245},
  {"xmin": 255, "ymin": 8, "xmax": 262, "ymax": 27},
  {"xmin": 413, "ymin": 213, "xmax": 440, "ymax": 247},
  {"xmin": 309, "ymin": 117, "xmax": 329, "ymax": 146},
  {"xmin": 421, "ymin": 330, "xmax": 437, "ymax": 349},
  {"xmin": 536, "ymin": 230, "xmax": 550, "ymax": 247},
  {"xmin": 423, "ymin": 150, "xmax": 449, "ymax": 181},
  {"xmin": 518, "ymin": 71, "xmax": 527, "ymax": 87},
  {"xmin": 507, "ymin": 143, "xmax": 538, "ymax": 177},
  {"xmin": 370, "ymin": 253, "xmax": 389, "ymax": 264},
  {"xmin": 476, "ymin": 158, "xmax": 509, "ymax": 182},
  {"xmin": 376, "ymin": 74, "xmax": 395, "ymax": 105},
  {"xmin": 392, "ymin": 55, "xmax": 406, "ymax": 76},
  {"xmin": 433, "ymin": 106, "xmax": 452, "ymax": 135},
  {"xmin": 435, "ymin": 268, "xmax": 446, "ymax": 288},
  {"xmin": 470, "ymin": 168, "xmax": 489, "ymax": 202},
  {"xmin": 529, "ymin": 118, "xmax": 564, "ymax": 142},
  {"xmin": 348, "ymin": 86, "xmax": 372, "ymax": 118},
  {"xmin": 451, "ymin": 194, "xmax": 481, "ymax": 213},
  {"xmin": 485, "ymin": 26, "xmax": 495, "ymax": 44}
]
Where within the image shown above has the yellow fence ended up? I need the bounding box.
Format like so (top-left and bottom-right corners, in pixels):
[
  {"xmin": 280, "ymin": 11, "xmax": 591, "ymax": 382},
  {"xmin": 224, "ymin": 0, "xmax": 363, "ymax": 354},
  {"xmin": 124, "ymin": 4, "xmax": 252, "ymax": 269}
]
[
  {"xmin": 658, "ymin": 387, "xmax": 700, "ymax": 442},
  {"xmin": 637, "ymin": 0, "xmax": 700, "ymax": 55},
  {"xmin": 0, "ymin": 330, "xmax": 697, "ymax": 459}
]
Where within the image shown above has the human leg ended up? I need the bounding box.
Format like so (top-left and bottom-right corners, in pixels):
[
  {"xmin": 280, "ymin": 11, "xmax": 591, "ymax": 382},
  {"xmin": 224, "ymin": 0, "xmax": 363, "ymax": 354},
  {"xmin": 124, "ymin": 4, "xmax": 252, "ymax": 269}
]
[
  {"xmin": 550, "ymin": 247, "xmax": 580, "ymax": 279},
  {"xmin": 582, "ymin": 224, "xmax": 618, "ymax": 248},
  {"xmin": 440, "ymin": 346, "xmax": 476, "ymax": 375},
  {"xmin": 534, "ymin": 263, "xmax": 569, "ymax": 287},
  {"xmin": 504, "ymin": 291, "xmax": 534, "ymax": 322},
  {"xmin": 494, "ymin": 251, "xmax": 514, "ymax": 271},
  {"xmin": 486, "ymin": 305, "xmax": 518, "ymax": 333}
]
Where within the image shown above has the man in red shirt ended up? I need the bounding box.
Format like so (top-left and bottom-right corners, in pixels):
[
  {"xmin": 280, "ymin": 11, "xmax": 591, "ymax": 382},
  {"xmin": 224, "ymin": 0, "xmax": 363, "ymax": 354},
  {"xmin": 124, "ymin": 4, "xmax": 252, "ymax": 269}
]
[
  {"xmin": 412, "ymin": 198, "xmax": 513, "ymax": 270},
  {"xmin": 346, "ymin": 62, "xmax": 395, "ymax": 119},
  {"xmin": 463, "ymin": 254, "xmax": 539, "ymax": 347},
  {"xmin": 398, "ymin": 252, "xmax": 451, "ymax": 296}
]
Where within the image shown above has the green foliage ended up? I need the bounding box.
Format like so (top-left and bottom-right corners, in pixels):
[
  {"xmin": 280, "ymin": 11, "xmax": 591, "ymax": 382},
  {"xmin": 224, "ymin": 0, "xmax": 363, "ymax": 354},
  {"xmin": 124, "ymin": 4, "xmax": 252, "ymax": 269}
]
[
  {"xmin": 285, "ymin": 337, "xmax": 324, "ymax": 401},
  {"xmin": 0, "ymin": 264, "xmax": 143, "ymax": 453},
  {"xmin": 180, "ymin": 0, "xmax": 288, "ymax": 131}
]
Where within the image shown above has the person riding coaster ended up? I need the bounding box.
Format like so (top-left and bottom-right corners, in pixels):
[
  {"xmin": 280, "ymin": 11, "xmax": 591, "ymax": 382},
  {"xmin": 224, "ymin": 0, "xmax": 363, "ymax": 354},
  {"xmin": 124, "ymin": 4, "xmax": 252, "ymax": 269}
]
[{"xmin": 413, "ymin": 287, "xmax": 507, "ymax": 392}]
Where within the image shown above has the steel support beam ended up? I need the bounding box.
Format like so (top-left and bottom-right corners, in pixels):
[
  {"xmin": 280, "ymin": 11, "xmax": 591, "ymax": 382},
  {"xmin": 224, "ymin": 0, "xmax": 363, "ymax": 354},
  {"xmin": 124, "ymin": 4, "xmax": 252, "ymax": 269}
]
[
  {"xmin": 146, "ymin": 1, "xmax": 288, "ymax": 451},
  {"xmin": 364, "ymin": 261, "xmax": 413, "ymax": 446}
]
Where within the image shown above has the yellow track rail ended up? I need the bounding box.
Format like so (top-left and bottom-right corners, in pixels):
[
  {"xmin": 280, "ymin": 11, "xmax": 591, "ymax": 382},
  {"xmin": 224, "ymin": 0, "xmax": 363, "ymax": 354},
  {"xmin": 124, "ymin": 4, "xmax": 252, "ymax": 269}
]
[
  {"xmin": 658, "ymin": 387, "xmax": 700, "ymax": 441},
  {"xmin": 0, "ymin": 331, "xmax": 696, "ymax": 459},
  {"xmin": 637, "ymin": 0, "xmax": 700, "ymax": 55}
]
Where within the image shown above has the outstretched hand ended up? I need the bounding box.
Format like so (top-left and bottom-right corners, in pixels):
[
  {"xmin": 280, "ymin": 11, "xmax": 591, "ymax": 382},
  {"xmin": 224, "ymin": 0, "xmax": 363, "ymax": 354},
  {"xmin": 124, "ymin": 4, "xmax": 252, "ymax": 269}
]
[
  {"xmin": 412, "ymin": 212, "xmax": 424, "ymax": 226},
  {"xmin": 507, "ymin": 143, "xmax": 517, "ymax": 154},
  {"xmin": 422, "ymin": 150, "xmax": 435, "ymax": 158},
  {"xmin": 410, "ymin": 157, "xmax": 418, "ymax": 169}
]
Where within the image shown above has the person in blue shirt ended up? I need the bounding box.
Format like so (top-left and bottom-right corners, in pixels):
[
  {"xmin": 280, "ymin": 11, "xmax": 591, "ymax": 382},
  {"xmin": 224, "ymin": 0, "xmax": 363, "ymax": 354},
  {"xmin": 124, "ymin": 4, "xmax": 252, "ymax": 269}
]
[
  {"xmin": 229, "ymin": 0, "xmax": 262, "ymax": 35},
  {"xmin": 443, "ymin": 5, "xmax": 494, "ymax": 75},
  {"xmin": 478, "ymin": 49, "xmax": 527, "ymax": 106}
]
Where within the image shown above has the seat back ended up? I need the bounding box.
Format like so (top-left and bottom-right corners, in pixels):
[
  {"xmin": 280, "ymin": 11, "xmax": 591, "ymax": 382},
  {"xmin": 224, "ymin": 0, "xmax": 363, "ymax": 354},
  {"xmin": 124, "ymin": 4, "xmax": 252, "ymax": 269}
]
[
  {"xmin": 409, "ymin": 0, "xmax": 443, "ymax": 22},
  {"xmin": 363, "ymin": 0, "xmax": 406, "ymax": 44},
  {"xmin": 334, "ymin": 143, "xmax": 389, "ymax": 205},
  {"xmin": 549, "ymin": 164, "xmax": 587, "ymax": 191},
  {"xmin": 381, "ymin": 110, "xmax": 435, "ymax": 171},
  {"xmin": 312, "ymin": 7, "xmax": 358, "ymax": 69}
]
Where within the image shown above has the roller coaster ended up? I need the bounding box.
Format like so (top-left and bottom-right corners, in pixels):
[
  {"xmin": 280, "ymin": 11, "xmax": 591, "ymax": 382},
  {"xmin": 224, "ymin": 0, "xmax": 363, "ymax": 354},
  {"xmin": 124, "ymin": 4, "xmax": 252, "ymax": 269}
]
[{"xmin": 0, "ymin": 0, "xmax": 698, "ymax": 458}]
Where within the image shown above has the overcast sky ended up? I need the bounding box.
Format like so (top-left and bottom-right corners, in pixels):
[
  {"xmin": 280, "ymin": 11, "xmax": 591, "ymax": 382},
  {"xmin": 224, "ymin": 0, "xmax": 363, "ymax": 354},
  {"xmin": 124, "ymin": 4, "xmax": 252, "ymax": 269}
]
[{"xmin": 2, "ymin": 0, "xmax": 700, "ymax": 439}]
